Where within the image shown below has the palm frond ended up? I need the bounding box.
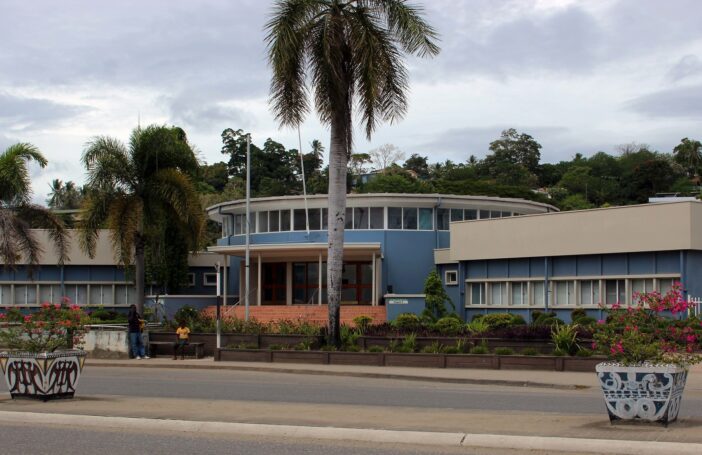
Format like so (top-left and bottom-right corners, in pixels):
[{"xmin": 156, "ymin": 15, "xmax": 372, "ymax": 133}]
[
  {"xmin": 147, "ymin": 169, "xmax": 205, "ymax": 246},
  {"xmin": 77, "ymin": 192, "xmax": 116, "ymax": 258},
  {"xmin": 105, "ymin": 195, "xmax": 143, "ymax": 266},
  {"xmin": 82, "ymin": 136, "xmax": 134, "ymax": 190},
  {"xmin": 16, "ymin": 204, "xmax": 69, "ymax": 266},
  {"xmin": 0, "ymin": 143, "xmax": 47, "ymax": 205},
  {"xmin": 366, "ymin": 0, "xmax": 441, "ymax": 57}
]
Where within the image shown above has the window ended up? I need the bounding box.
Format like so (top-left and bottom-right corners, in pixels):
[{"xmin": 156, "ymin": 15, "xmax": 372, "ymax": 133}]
[
  {"xmin": 222, "ymin": 216, "xmax": 231, "ymax": 237},
  {"xmin": 345, "ymin": 208, "xmax": 353, "ymax": 229},
  {"xmin": 281, "ymin": 210, "xmax": 291, "ymax": 231},
  {"xmin": 322, "ymin": 208, "xmax": 328, "ymax": 230},
  {"xmin": 257, "ymin": 211, "xmax": 268, "ymax": 233},
  {"xmin": 436, "ymin": 208, "xmax": 450, "ymax": 230},
  {"xmin": 187, "ymin": 273, "xmax": 196, "ymax": 287},
  {"xmin": 511, "ymin": 282, "xmax": 528, "ymax": 306},
  {"xmin": 204, "ymin": 273, "xmax": 218, "ymax": 287},
  {"xmin": 419, "ymin": 208, "xmax": 433, "ymax": 230},
  {"xmin": 490, "ymin": 282, "xmax": 508, "ymax": 306},
  {"xmin": 470, "ymin": 283, "xmax": 485, "ymax": 306},
  {"xmin": 354, "ymin": 207, "xmax": 369, "ymax": 229},
  {"xmin": 294, "ymin": 209, "xmax": 307, "ymax": 231},
  {"xmin": 234, "ymin": 214, "xmax": 244, "ymax": 235},
  {"xmin": 403, "ymin": 207, "xmax": 418, "ymax": 230},
  {"xmin": 91, "ymin": 284, "xmax": 114, "ymax": 305},
  {"xmin": 115, "ymin": 285, "xmax": 135, "ymax": 306},
  {"xmin": 554, "ymin": 281, "xmax": 575, "ymax": 306},
  {"xmin": 479, "ymin": 210, "xmax": 490, "ymax": 219},
  {"xmin": 605, "ymin": 279, "xmax": 625, "ymax": 305},
  {"xmin": 465, "ymin": 209, "xmax": 477, "ymax": 220},
  {"xmin": 370, "ymin": 207, "xmax": 384, "ymax": 229},
  {"xmin": 269, "ymin": 211, "xmax": 280, "ymax": 232},
  {"xmin": 631, "ymin": 279, "xmax": 654, "ymax": 297},
  {"xmin": 531, "ymin": 281, "xmax": 545, "ymax": 307},
  {"xmin": 580, "ymin": 280, "xmax": 600, "ymax": 306},
  {"xmin": 501, "ymin": 211, "xmax": 511, "ymax": 217},
  {"xmin": 0, "ymin": 284, "xmax": 11, "ymax": 305},
  {"xmin": 388, "ymin": 207, "xmax": 402, "ymax": 229},
  {"xmin": 445, "ymin": 270, "xmax": 458, "ymax": 285},
  {"xmin": 450, "ymin": 209, "xmax": 463, "ymax": 222},
  {"xmin": 491, "ymin": 210, "xmax": 503, "ymax": 218},
  {"xmin": 657, "ymin": 278, "xmax": 676, "ymax": 295},
  {"xmin": 308, "ymin": 208, "xmax": 321, "ymax": 230}
]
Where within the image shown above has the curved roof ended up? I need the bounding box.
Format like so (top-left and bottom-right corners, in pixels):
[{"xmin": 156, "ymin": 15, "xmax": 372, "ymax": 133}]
[{"xmin": 207, "ymin": 193, "xmax": 557, "ymax": 222}]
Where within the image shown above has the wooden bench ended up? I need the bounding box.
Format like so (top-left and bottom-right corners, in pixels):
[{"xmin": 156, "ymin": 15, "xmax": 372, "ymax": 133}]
[{"xmin": 148, "ymin": 341, "xmax": 206, "ymax": 358}]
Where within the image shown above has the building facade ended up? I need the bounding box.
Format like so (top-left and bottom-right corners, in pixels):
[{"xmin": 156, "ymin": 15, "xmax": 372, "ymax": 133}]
[{"xmin": 436, "ymin": 201, "xmax": 702, "ymax": 322}]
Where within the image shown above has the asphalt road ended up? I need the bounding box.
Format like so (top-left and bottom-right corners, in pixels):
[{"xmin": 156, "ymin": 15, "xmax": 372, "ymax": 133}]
[
  {"xmin": 0, "ymin": 422, "xmax": 594, "ymax": 455},
  {"xmin": 2, "ymin": 366, "xmax": 701, "ymax": 417}
]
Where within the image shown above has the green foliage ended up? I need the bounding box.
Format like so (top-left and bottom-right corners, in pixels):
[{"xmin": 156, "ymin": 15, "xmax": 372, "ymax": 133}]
[
  {"xmin": 433, "ymin": 316, "xmax": 465, "ymax": 336},
  {"xmin": 268, "ymin": 344, "xmax": 284, "ymax": 351},
  {"xmin": 576, "ymin": 348, "xmax": 593, "ymax": 357},
  {"xmin": 494, "ymin": 347, "xmax": 514, "ymax": 356},
  {"xmin": 174, "ymin": 306, "xmax": 199, "ymax": 325},
  {"xmin": 361, "ymin": 173, "xmax": 431, "ymax": 194},
  {"xmin": 521, "ymin": 347, "xmax": 540, "ymax": 356},
  {"xmin": 474, "ymin": 313, "xmax": 525, "ymax": 330},
  {"xmin": 443, "ymin": 345, "xmax": 460, "ymax": 354},
  {"xmin": 470, "ymin": 344, "xmax": 489, "ymax": 355},
  {"xmin": 552, "ymin": 348, "xmax": 568, "ymax": 357},
  {"xmin": 401, "ymin": 333, "xmax": 417, "ymax": 353},
  {"xmin": 393, "ymin": 313, "xmax": 422, "ymax": 332},
  {"xmin": 551, "ymin": 324, "xmax": 581, "ymax": 356},
  {"xmin": 340, "ymin": 325, "xmax": 361, "ymax": 350},
  {"xmin": 466, "ymin": 318, "xmax": 490, "ymax": 335},
  {"xmin": 531, "ymin": 311, "xmax": 563, "ymax": 327},
  {"xmin": 353, "ymin": 315, "xmax": 373, "ymax": 333},
  {"xmin": 0, "ymin": 303, "xmax": 89, "ymax": 353},
  {"xmin": 367, "ymin": 345, "xmax": 384, "ymax": 353},
  {"xmin": 421, "ymin": 341, "xmax": 443, "ymax": 354},
  {"xmin": 423, "ymin": 270, "xmax": 454, "ymax": 320}
]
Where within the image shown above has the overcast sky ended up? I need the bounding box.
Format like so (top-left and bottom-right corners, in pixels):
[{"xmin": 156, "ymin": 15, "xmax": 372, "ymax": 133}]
[{"xmin": 2, "ymin": 0, "xmax": 702, "ymax": 203}]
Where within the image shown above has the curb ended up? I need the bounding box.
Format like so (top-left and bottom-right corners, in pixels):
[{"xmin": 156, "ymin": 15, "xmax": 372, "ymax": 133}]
[
  {"xmin": 0, "ymin": 411, "xmax": 699, "ymax": 455},
  {"xmin": 86, "ymin": 360, "xmax": 587, "ymax": 390}
]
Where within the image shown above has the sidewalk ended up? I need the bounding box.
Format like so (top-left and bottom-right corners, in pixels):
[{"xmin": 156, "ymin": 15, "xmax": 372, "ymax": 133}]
[{"xmin": 85, "ymin": 357, "xmax": 702, "ymax": 392}]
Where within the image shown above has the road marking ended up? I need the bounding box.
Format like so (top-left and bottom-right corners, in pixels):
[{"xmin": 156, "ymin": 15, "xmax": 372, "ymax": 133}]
[{"xmin": 0, "ymin": 410, "xmax": 700, "ymax": 454}]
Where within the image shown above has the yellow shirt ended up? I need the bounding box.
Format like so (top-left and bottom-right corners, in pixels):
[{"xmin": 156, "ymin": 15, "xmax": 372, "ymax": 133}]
[{"xmin": 176, "ymin": 327, "xmax": 190, "ymax": 340}]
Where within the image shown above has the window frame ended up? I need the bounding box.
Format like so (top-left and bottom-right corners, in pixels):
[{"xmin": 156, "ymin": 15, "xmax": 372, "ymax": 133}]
[{"xmin": 444, "ymin": 270, "xmax": 458, "ymax": 286}]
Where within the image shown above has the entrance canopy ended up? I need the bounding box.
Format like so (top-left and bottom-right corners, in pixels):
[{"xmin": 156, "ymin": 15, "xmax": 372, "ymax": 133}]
[{"xmin": 208, "ymin": 242, "xmax": 381, "ymax": 260}]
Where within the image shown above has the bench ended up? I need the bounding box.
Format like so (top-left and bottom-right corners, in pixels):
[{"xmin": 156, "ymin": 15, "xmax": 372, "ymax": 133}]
[{"xmin": 148, "ymin": 341, "xmax": 206, "ymax": 359}]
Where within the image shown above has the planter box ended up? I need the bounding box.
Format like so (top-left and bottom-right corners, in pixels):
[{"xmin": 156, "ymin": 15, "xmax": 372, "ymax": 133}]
[
  {"xmin": 445, "ymin": 354, "xmax": 497, "ymax": 369},
  {"xmin": 217, "ymin": 348, "xmax": 271, "ymax": 362},
  {"xmin": 384, "ymin": 353, "xmax": 445, "ymax": 368},
  {"xmin": 328, "ymin": 352, "xmax": 383, "ymax": 366},
  {"xmin": 260, "ymin": 334, "xmax": 325, "ymax": 349},
  {"xmin": 498, "ymin": 355, "xmax": 557, "ymax": 371},
  {"xmin": 563, "ymin": 357, "xmax": 600, "ymax": 372},
  {"xmin": 595, "ymin": 362, "xmax": 688, "ymax": 424},
  {"xmin": 0, "ymin": 350, "xmax": 87, "ymax": 401},
  {"xmin": 271, "ymin": 350, "xmax": 329, "ymax": 364}
]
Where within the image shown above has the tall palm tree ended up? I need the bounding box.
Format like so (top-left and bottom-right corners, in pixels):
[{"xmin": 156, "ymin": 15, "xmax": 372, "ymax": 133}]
[
  {"xmin": 310, "ymin": 139, "xmax": 325, "ymax": 160},
  {"xmin": 673, "ymin": 137, "xmax": 702, "ymax": 178},
  {"xmin": 47, "ymin": 179, "xmax": 83, "ymax": 210},
  {"xmin": 266, "ymin": 0, "xmax": 439, "ymax": 345},
  {"xmin": 0, "ymin": 143, "xmax": 68, "ymax": 273},
  {"xmin": 79, "ymin": 125, "xmax": 204, "ymax": 313}
]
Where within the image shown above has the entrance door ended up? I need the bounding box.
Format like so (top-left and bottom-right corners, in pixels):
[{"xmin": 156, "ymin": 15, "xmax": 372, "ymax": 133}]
[
  {"xmin": 262, "ymin": 262, "xmax": 287, "ymax": 305},
  {"xmin": 341, "ymin": 262, "xmax": 372, "ymax": 305}
]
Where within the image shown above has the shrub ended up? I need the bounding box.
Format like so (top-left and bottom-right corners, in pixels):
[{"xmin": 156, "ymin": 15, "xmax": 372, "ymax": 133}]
[
  {"xmin": 466, "ymin": 318, "xmax": 490, "ymax": 335},
  {"xmin": 443, "ymin": 346, "xmax": 460, "ymax": 354},
  {"xmin": 401, "ymin": 333, "xmax": 417, "ymax": 352},
  {"xmin": 576, "ymin": 348, "xmax": 593, "ymax": 357},
  {"xmin": 433, "ymin": 317, "xmax": 465, "ymax": 336},
  {"xmin": 343, "ymin": 344, "xmax": 362, "ymax": 352},
  {"xmin": 570, "ymin": 308, "xmax": 587, "ymax": 322},
  {"xmin": 268, "ymin": 344, "xmax": 284, "ymax": 350},
  {"xmin": 551, "ymin": 323, "xmax": 580, "ymax": 356},
  {"xmin": 393, "ymin": 313, "xmax": 422, "ymax": 332},
  {"xmin": 367, "ymin": 345, "xmax": 384, "ymax": 353},
  {"xmin": 293, "ymin": 340, "xmax": 312, "ymax": 351},
  {"xmin": 340, "ymin": 325, "xmax": 361, "ymax": 349},
  {"xmin": 455, "ymin": 339, "xmax": 469, "ymax": 353},
  {"xmin": 0, "ymin": 303, "xmax": 89, "ymax": 352},
  {"xmin": 320, "ymin": 344, "xmax": 337, "ymax": 351},
  {"xmin": 423, "ymin": 270, "xmax": 455, "ymax": 319},
  {"xmin": 173, "ymin": 305, "xmax": 199, "ymax": 324},
  {"xmin": 494, "ymin": 347, "xmax": 514, "ymax": 355},
  {"xmin": 470, "ymin": 345, "xmax": 489, "ymax": 355},
  {"xmin": 552, "ymin": 347, "xmax": 568, "ymax": 356},
  {"xmin": 478, "ymin": 313, "xmax": 525, "ymax": 330},
  {"xmin": 532, "ymin": 311, "xmax": 563, "ymax": 327},
  {"xmin": 353, "ymin": 315, "xmax": 373, "ymax": 333},
  {"xmin": 421, "ymin": 341, "xmax": 443, "ymax": 354},
  {"xmin": 521, "ymin": 347, "xmax": 540, "ymax": 356}
]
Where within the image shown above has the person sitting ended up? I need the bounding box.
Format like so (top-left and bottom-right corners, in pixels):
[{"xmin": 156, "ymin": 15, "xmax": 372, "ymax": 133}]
[{"xmin": 174, "ymin": 320, "xmax": 191, "ymax": 360}]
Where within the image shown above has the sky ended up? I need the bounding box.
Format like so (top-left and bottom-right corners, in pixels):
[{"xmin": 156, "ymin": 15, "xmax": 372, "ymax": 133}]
[{"xmin": 1, "ymin": 0, "xmax": 702, "ymax": 204}]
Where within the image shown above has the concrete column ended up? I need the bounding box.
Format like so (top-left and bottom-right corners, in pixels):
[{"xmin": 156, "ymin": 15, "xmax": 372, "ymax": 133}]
[
  {"xmin": 371, "ymin": 252, "xmax": 376, "ymax": 306},
  {"xmin": 286, "ymin": 262, "xmax": 293, "ymax": 306},
  {"xmin": 257, "ymin": 254, "xmax": 262, "ymax": 306},
  {"xmin": 318, "ymin": 252, "xmax": 323, "ymax": 305},
  {"xmin": 222, "ymin": 255, "xmax": 228, "ymax": 307}
]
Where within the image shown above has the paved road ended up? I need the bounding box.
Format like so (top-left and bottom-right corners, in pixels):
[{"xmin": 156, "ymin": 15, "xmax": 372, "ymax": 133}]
[
  {"xmin": 0, "ymin": 422, "xmax": 593, "ymax": 455},
  {"xmin": 2, "ymin": 366, "xmax": 701, "ymax": 417}
]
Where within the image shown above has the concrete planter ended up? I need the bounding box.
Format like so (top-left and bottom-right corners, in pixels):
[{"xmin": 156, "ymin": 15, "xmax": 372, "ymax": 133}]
[
  {"xmin": 595, "ymin": 362, "xmax": 688, "ymax": 425},
  {"xmin": 0, "ymin": 350, "xmax": 87, "ymax": 401}
]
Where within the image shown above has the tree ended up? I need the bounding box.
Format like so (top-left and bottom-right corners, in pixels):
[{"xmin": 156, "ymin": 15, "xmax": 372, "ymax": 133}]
[
  {"xmin": 47, "ymin": 179, "xmax": 83, "ymax": 210},
  {"xmin": 369, "ymin": 143, "xmax": 405, "ymax": 171},
  {"xmin": 349, "ymin": 153, "xmax": 372, "ymax": 177},
  {"xmin": 266, "ymin": 0, "xmax": 439, "ymax": 346},
  {"xmin": 423, "ymin": 270, "xmax": 454, "ymax": 320},
  {"xmin": 0, "ymin": 143, "xmax": 68, "ymax": 274},
  {"xmin": 403, "ymin": 153, "xmax": 430, "ymax": 179},
  {"xmin": 79, "ymin": 125, "xmax": 205, "ymax": 313},
  {"xmin": 673, "ymin": 137, "xmax": 702, "ymax": 178},
  {"xmin": 487, "ymin": 128, "xmax": 542, "ymax": 174}
]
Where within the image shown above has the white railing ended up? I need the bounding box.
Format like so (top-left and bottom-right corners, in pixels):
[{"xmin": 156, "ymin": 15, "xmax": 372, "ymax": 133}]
[{"xmin": 688, "ymin": 296, "xmax": 702, "ymax": 318}]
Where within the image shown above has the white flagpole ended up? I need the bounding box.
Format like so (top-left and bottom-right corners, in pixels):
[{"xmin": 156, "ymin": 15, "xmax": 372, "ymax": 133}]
[{"xmin": 245, "ymin": 134, "xmax": 251, "ymax": 322}]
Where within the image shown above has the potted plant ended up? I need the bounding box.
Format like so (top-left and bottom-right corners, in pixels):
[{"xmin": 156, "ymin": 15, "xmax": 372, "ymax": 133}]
[
  {"xmin": 0, "ymin": 301, "xmax": 89, "ymax": 401},
  {"xmin": 592, "ymin": 283, "xmax": 702, "ymax": 424}
]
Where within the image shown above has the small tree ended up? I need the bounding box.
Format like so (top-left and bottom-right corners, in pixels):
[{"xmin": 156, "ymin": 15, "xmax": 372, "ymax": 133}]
[{"xmin": 423, "ymin": 270, "xmax": 454, "ymax": 320}]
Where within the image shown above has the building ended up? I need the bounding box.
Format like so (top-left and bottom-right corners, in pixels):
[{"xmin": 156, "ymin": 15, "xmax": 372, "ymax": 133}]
[
  {"xmin": 436, "ymin": 201, "xmax": 702, "ymax": 322},
  {"xmin": 206, "ymin": 193, "xmax": 556, "ymax": 321}
]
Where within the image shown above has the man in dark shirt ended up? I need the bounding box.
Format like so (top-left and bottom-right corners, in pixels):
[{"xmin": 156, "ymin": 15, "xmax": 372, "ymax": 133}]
[{"xmin": 127, "ymin": 304, "xmax": 149, "ymax": 359}]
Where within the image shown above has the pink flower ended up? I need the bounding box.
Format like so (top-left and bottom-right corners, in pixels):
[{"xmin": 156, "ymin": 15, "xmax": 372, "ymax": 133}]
[
  {"xmin": 69, "ymin": 304, "xmax": 80, "ymax": 311},
  {"xmin": 23, "ymin": 315, "xmax": 32, "ymax": 323},
  {"xmin": 54, "ymin": 304, "xmax": 61, "ymax": 310},
  {"xmin": 686, "ymin": 335, "xmax": 696, "ymax": 344},
  {"xmin": 41, "ymin": 302, "xmax": 51, "ymax": 309},
  {"xmin": 597, "ymin": 319, "xmax": 605, "ymax": 325}
]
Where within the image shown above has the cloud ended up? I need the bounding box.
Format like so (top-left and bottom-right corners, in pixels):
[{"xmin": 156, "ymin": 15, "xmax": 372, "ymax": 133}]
[
  {"xmin": 625, "ymin": 84, "xmax": 702, "ymax": 119},
  {"xmin": 667, "ymin": 55, "xmax": 702, "ymax": 83},
  {"xmin": 0, "ymin": 92, "xmax": 90, "ymax": 131}
]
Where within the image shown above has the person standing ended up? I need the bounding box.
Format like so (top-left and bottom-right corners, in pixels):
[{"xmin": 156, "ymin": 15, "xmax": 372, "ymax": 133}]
[{"xmin": 128, "ymin": 304, "xmax": 149, "ymax": 359}]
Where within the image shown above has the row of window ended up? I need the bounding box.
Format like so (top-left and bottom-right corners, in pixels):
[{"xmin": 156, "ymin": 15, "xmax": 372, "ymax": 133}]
[
  {"xmin": 0, "ymin": 284, "xmax": 137, "ymax": 306},
  {"xmin": 223, "ymin": 207, "xmax": 521, "ymax": 236},
  {"xmin": 466, "ymin": 277, "xmax": 677, "ymax": 307}
]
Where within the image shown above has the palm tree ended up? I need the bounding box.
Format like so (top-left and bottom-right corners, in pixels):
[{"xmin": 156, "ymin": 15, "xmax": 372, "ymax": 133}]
[
  {"xmin": 47, "ymin": 179, "xmax": 83, "ymax": 210},
  {"xmin": 310, "ymin": 139, "xmax": 325, "ymax": 160},
  {"xmin": 266, "ymin": 0, "xmax": 439, "ymax": 345},
  {"xmin": 79, "ymin": 125, "xmax": 205, "ymax": 313},
  {"xmin": 673, "ymin": 137, "xmax": 702, "ymax": 178},
  {"xmin": 0, "ymin": 143, "xmax": 68, "ymax": 273}
]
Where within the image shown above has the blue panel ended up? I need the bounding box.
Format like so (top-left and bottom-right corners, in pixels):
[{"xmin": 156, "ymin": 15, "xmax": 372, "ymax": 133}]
[
  {"xmin": 384, "ymin": 231, "xmax": 436, "ymax": 295},
  {"xmin": 508, "ymin": 259, "xmax": 529, "ymax": 278},
  {"xmin": 576, "ymin": 255, "xmax": 601, "ymax": 276},
  {"xmin": 89, "ymin": 266, "xmax": 117, "ymax": 281},
  {"xmin": 437, "ymin": 264, "xmax": 461, "ymax": 310},
  {"xmin": 552, "ymin": 257, "xmax": 576, "ymax": 277},
  {"xmin": 656, "ymin": 251, "xmax": 679, "ymax": 274},
  {"xmin": 628, "ymin": 253, "xmax": 655, "ymax": 275},
  {"xmin": 386, "ymin": 296, "xmax": 427, "ymax": 320},
  {"xmin": 437, "ymin": 231, "xmax": 451, "ymax": 249},
  {"xmin": 466, "ymin": 261, "xmax": 487, "ymax": 279},
  {"xmin": 685, "ymin": 251, "xmax": 702, "ymax": 298},
  {"xmin": 487, "ymin": 260, "xmax": 508, "ymax": 278},
  {"xmin": 530, "ymin": 258, "xmax": 545, "ymax": 277},
  {"xmin": 602, "ymin": 254, "xmax": 627, "ymax": 275}
]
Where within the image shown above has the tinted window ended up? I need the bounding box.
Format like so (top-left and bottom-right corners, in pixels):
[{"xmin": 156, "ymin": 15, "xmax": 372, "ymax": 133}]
[
  {"xmin": 419, "ymin": 208, "xmax": 433, "ymax": 230},
  {"xmin": 403, "ymin": 207, "xmax": 418, "ymax": 230},
  {"xmin": 436, "ymin": 208, "xmax": 449, "ymax": 230},
  {"xmin": 354, "ymin": 207, "xmax": 369, "ymax": 229},
  {"xmin": 388, "ymin": 207, "xmax": 402, "ymax": 229},
  {"xmin": 370, "ymin": 207, "xmax": 384, "ymax": 229}
]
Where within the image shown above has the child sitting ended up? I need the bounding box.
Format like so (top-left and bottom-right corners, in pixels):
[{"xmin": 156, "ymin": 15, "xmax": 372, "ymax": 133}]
[{"xmin": 173, "ymin": 320, "xmax": 191, "ymax": 360}]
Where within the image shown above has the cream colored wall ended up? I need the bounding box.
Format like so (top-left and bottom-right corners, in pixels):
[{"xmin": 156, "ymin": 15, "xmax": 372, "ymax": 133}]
[{"xmin": 449, "ymin": 202, "xmax": 702, "ymax": 261}]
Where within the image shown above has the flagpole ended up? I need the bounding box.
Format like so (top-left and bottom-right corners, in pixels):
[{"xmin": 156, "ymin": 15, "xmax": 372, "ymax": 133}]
[{"xmin": 245, "ymin": 134, "xmax": 251, "ymax": 322}]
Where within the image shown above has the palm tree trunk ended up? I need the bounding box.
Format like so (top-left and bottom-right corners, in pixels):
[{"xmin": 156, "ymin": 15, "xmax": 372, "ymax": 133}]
[
  {"xmin": 135, "ymin": 232, "xmax": 145, "ymax": 315},
  {"xmin": 327, "ymin": 118, "xmax": 348, "ymax": 347}
]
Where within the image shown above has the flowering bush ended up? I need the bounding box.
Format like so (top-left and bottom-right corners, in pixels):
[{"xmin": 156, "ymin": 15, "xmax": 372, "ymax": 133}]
[
  {"xmin": 592, "ymin": 283, "xmax": 702, "ymax": 367},
  {"xmin": 0, "ymin": 300, "xmax": 89, "ymax": 353}
]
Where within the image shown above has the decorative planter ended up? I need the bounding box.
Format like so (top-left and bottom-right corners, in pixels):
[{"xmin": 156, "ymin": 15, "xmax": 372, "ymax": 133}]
[
  {"xmin": 595, "ymin": 362, "xmax": 688, "ymax": 425},
  {"xmin": 0, "ymin": 350, "xmax": 87, "ymax": 401}
]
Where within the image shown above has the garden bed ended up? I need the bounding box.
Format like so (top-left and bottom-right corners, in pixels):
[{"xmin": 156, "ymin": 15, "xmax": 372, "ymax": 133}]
[{"xmin": 215, "ymin": 348, "xmax": 602, "ymax": 372}]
